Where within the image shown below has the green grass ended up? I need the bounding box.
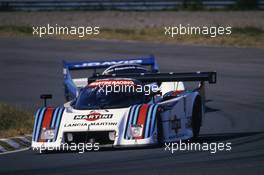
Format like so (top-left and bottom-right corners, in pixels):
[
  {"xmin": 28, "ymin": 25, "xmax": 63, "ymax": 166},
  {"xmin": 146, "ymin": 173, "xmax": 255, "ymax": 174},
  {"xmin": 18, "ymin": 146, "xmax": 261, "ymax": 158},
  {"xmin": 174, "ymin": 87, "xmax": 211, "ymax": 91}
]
[
  {"xmin": 93, "ymin": 27, "xmax": 264, "ymax": 48},
  {"xmin": 0, "ymin": 103, "xmax": 34, "ymax": 138},
  {"xmin": 0, "ymin": 26, "xmax": 32, "ymax": 36},
  {"xmin": 0, "ymin": 25, "xmax": 263, "ymax": 48}
]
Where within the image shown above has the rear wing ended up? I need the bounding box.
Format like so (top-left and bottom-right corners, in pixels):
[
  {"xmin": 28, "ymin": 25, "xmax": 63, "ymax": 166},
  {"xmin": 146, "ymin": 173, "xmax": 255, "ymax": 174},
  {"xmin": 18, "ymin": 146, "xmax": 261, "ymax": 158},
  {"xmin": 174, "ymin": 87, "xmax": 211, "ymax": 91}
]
[
  {"xmin": 88, "ymin": 71, "xmax": 216, "ymax": 105},
  {"xmin": 63, "ymin": 55, "xmax": 158, "ymax": 72},
  {"xmin": 63, "ymin": 56, "xmax": 159, "ymax": 100},
  {"xmin": 88, "ymin": 72, "xmax": 217, "ymax": 84}
]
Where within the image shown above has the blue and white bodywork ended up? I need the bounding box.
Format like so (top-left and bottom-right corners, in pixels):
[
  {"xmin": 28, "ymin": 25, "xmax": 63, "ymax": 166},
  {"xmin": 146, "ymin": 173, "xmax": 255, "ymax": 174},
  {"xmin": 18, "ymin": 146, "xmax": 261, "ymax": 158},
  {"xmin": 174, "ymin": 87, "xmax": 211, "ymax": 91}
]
[{"xmin": 32, "ymin": 57, "xmax": 216, "ymax": 152}]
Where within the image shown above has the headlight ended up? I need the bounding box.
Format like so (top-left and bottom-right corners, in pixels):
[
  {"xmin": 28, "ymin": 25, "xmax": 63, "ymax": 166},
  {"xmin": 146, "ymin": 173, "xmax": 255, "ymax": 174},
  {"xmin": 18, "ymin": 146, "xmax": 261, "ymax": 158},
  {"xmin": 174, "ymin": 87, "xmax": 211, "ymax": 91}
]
[
  {"xmin": 108, "ymin": 131, "xmax": 116, "ymax": 141},
  {"xmin": 130, "ymin": 125, "xmax": 143, "ymax": 138},
  {"xmin": 67, "ymin": 133, "xmax": 73, "ymax": 142},
  {"xmin": 40, "ymin": 128, "xmax": 55, "ymax": 140}
]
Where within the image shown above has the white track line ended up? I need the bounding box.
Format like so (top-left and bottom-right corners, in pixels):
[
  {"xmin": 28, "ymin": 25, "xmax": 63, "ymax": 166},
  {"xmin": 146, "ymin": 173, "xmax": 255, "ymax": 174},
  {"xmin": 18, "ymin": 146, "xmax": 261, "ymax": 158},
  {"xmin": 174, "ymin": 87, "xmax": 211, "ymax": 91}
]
[
  {"xmin": 0, "ymin": 145, "xmax": 7, "ymax": 152},
  {"xmin": 15, "ymin": 137, "xmax": 31, "ymax": 143},
  {"xmin": 0, "ymin": 147, "xmax": 30, "ymax": 155},
  {"xmin": 0, "ymin": 139, "xmax": 20, "ymax": 149}
]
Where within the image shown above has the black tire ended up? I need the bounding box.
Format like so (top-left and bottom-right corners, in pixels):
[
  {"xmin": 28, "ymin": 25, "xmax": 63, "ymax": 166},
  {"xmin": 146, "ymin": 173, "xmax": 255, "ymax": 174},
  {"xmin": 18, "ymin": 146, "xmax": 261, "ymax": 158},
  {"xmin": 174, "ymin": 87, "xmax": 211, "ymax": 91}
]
[
  {"xmin": 191, "ymin": 96, "xmax": 202, "ymax": 139},
  {"xmin": 156, "ymin": 109, "xmax": 163, "ymax": 145}
]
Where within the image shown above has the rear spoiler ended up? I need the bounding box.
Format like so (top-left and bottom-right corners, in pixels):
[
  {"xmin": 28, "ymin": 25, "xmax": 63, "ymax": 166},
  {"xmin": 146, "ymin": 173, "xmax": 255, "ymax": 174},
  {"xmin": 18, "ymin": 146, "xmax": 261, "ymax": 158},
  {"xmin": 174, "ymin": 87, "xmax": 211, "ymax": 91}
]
[
  {"xmin": 63, "ymin": 55, "xmax": 159, "ymax": 72},
  {"xmin": 88, "ymin": 71, "xmax": 216, "ymax": 105},
  {"xmin": 88, "ymin": 72, "xmax": 217, "ymax": 84}
]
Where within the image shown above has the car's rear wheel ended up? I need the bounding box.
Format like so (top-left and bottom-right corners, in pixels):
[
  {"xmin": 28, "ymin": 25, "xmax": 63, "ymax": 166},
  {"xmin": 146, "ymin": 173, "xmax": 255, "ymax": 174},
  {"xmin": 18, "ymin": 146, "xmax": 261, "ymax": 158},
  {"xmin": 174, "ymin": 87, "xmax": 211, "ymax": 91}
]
[{"xmin": 191, "ymin": 96, "xmax": 202, "ymax": 139}]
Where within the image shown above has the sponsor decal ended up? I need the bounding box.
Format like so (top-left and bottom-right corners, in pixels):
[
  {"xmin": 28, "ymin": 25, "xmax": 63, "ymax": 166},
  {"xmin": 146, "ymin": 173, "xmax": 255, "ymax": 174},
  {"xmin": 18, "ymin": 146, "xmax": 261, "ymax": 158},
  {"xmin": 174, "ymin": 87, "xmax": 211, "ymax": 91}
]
[
  {"xmin": 74, "ymin": 60, "xmax": 143, "ymax": 68},
  {"xmin": 64, "ymin": 122, "xmax": 117, "ymax": 127},
  {"xmin": 90, "ymin": 122, "xmax": 117, "ymax": 126},
  {"xmin": 74, "ymin": 112, "xmax": 113, "ymax": 121},
  {"xmin": 64, "ymin": 123, "xmax": 88, "ymax": 127},
  {"xmin": 88, "ymin": 79, "xmax": 135, "ymax": 87}
]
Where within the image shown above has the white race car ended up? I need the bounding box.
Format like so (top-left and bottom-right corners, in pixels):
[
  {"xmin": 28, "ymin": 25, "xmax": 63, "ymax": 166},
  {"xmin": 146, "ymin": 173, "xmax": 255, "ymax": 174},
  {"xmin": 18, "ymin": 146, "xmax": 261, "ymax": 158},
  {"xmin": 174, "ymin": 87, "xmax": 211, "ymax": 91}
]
[{"xmin": 31, "ymin": 57, "xmax": 216, "ymax": 152}]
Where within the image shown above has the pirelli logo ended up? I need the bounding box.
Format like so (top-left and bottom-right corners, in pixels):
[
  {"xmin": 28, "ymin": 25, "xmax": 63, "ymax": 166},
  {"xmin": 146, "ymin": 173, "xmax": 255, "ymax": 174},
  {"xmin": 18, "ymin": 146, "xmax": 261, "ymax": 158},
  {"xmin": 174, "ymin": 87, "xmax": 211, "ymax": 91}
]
[{"xmin": 74, "ymin": 112, "xmax": 113, "ymax": 121}]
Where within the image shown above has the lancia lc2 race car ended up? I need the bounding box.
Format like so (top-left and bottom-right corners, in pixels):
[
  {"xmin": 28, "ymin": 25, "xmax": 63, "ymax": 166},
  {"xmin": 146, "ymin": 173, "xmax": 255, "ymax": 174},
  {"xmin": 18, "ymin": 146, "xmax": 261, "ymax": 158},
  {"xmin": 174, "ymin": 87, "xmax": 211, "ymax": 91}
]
[{"xmin": 31, "ymin": 56, "xmax": 217, "ymax": 151}]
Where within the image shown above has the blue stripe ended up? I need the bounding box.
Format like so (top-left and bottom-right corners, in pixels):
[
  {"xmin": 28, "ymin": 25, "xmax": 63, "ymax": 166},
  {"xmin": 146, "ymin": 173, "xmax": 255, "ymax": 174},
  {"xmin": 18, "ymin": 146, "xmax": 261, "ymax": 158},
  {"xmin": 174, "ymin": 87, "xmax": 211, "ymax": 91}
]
[
  {"xmin": 47, "ymin": 107, "xmax": 59, "ymax": 142},
  {"xmin": 50, "ymin": 107, "xmax": 59, "ymax": 128},
  {"xmin": 125, "ymin": 105, "xmax": 136, "ymax": 139},
  {"xmin": 144, "ymin": 105, "xmax": 154, "ymax": 138},
  {"xmin": 132, "ymin": 105, "xmax": 141, "ymax": 125},
  {"xmin": 34, "ymin": 108, "xmax": 46, "ymax": 141},
  {"xmin": 53, "ymin": 108, "xmax": 64, "ymax": 141},
  {"xmin": 32, "ymin": 108, "xmax": 41, "ymax": 141},
  {"xmin": 124, "ymin": 106, "xmax": 133, "ymax": 139},
  {"xmin": 150, "ymin": 105, "xmax": 159, "ymax": 136},
  {"xmin": 129, "ymin": 105, "xmax": 141, "ymax": 140}
]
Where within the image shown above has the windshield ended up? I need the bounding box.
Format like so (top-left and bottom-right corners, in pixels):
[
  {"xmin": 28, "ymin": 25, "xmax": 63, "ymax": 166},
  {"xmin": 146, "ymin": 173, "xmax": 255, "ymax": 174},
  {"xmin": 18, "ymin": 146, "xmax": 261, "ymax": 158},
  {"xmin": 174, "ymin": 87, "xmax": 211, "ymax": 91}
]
[{"xmin": 73, "ymin": 86, "xmax": 145, "ymax": 110}]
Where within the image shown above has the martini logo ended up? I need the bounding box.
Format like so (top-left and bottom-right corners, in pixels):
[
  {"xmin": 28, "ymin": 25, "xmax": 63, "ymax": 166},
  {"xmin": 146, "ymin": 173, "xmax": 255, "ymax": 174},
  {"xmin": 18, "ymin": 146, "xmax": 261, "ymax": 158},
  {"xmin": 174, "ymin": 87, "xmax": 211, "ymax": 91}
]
[{"xmin": 74, "ymin": 112, "xmax": 113, "ymax": 121}]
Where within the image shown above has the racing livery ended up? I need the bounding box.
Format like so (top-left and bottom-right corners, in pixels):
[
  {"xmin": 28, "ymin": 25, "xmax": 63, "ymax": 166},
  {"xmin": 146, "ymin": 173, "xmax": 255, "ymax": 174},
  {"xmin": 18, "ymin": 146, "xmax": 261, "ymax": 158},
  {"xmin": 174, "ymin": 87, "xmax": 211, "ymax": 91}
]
[{"xmin": 32, "ymin": 56, "xmax": 217, "ymax": 151}]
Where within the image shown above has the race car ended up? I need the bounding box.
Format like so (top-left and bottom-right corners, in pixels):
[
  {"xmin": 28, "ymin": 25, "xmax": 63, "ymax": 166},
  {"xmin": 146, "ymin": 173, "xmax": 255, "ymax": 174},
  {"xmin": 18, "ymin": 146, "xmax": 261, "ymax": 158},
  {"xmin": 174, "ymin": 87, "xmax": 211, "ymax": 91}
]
[{"xmin": 31, "ymin": 56, "xmax": 216, "ymax": 152}]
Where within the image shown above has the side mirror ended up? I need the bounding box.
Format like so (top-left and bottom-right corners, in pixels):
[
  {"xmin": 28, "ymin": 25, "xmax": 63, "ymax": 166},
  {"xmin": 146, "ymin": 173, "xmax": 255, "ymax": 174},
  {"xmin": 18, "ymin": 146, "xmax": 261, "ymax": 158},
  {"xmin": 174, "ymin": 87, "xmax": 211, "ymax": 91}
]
[{"xmin": 40, "ymin": 94, "xmax": 52, "ymax": 107}]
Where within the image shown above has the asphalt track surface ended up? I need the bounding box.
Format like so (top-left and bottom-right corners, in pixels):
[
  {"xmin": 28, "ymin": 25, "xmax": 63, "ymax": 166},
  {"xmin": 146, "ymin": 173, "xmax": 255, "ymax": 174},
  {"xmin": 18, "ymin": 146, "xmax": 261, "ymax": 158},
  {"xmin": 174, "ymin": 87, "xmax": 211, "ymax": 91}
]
[{"xmin": 0, "ymin": 37, "xmax": 264, "ymax": 175}]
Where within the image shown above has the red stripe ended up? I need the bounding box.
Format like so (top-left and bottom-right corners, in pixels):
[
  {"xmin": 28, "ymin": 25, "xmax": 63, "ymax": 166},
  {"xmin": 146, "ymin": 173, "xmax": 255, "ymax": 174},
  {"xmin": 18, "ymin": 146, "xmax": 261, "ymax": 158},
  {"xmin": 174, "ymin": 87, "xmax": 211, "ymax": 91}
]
[
  {"xmin": 136, "ymin": 104, "xmax": 149, "ymax": 139},
  {"xmin": 39, "ymin": 108, "xmax": 54, "ymax": 142}
]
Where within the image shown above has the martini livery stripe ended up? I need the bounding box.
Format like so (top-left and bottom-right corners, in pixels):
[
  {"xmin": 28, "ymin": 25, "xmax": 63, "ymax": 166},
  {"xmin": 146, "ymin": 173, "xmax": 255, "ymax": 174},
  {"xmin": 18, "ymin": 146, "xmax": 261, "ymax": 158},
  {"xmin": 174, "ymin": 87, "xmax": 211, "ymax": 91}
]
[
  {"xmin": 38, "ymin": 107, "xmax": 55, "ymax": 142},
  {"xmin": 124, "ymin": 105, "xmax": 135, "ymax": 140},
  {"xmin": 124, "ymin": 105, "xmax": 138, "ymax": 139},
  {"xmin": 132, "ymin": 105, "xmax": 141, "ymax": 125},
  {"xmin": 32, "ymin": 107, "xmax": 65, "ymax": 142},
  {"xmin": 34, "ymin": 108, "xmax": 46, "ymax": 142},
  {"xmin": 144, "ymin": 105, "xmax": 154, "ymax": 138},
  {"xmin": 149, "ymin": 105, "xmax": 159, "ymax": 138},
  {"xmin": 32, "ymin": 108, "xmax": 43, "ymax": 141},
  {"xmin": 50, "ymin": 107, "xmax": 60, "ymax": 128},
  {"xmin": 53, "ymin": 107, "xmax": 65, "ymax": 142},
  {"xmin": 124, "ymin": 104, "xmax": 159, "ymax": 140},
  {"xmin": 136, "ymin": 104, "xmax": 150, "ymax": 139}
]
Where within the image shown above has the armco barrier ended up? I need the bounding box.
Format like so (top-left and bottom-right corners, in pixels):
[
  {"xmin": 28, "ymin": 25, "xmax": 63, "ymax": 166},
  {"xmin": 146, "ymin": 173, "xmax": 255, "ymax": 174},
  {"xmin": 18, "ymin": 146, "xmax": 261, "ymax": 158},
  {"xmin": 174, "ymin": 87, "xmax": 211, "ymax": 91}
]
[{"xmin": 0, "ymin": 0, "xmax": 263, "ymax": 11}]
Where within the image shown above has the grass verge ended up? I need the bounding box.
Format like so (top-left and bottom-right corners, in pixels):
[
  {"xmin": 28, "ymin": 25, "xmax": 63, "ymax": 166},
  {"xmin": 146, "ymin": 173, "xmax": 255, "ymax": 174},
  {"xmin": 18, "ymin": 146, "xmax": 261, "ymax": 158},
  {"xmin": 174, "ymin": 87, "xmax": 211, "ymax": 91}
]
[
  {"xmin": 0, "ymin": 25, "xmax": 263, "ymax": 48},
  {"xmin": 0, "ymin": 103, "xmax": 34, "ymax": 138},
  {"xmin": 96, "ymin": 27, "xmax": 264, "ymax": 48}
]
